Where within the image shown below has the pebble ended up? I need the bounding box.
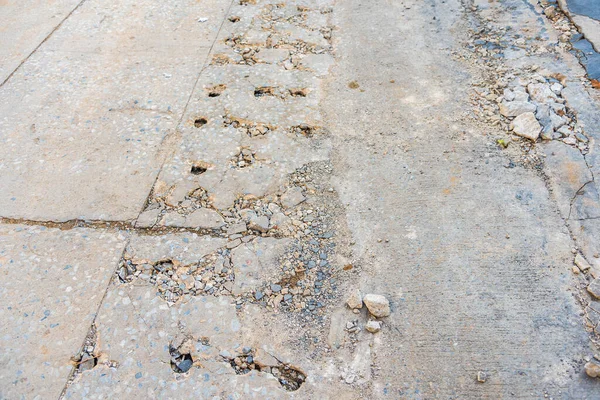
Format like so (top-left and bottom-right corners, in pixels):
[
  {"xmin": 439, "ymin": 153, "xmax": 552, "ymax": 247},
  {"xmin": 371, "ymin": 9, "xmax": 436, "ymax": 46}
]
[
  {"xmin": 363, "ymin": 294, "xmax": 391, "ymax": 317},
  {"xmin": 575, "ymin": 253, "xmax": 591, "ymax": 272},
  {"xmin": 587, "ymin": 278, "xmax": 600, "ymax": 299},
  {"xmin": 477, "ymin": 371, "xmax": 487, "ymax": 383},
  {"xmin": 585, "ymin": 359, "xmax": 600, "ymax": 378},
  {"xmin": 365, "ymin": 320, "xmax": 381, "ymax": 333}
]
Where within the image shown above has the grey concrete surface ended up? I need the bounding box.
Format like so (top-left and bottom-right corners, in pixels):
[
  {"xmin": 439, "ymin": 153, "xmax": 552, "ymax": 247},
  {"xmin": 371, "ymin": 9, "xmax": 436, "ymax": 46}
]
[
  {"xmin": 0, "ymin": 0, "xmax": 231, "ymax": 222},
  {"xmin": 0, "ymin": 224, "xmax": 126, "ymax": 399},
  {"xmin": 0, "ymin": 0, "xmax": 83, "ymax": 84},
  {"xmin": 1, "ymin": 0, "xmax": 600, "ymax": 398}
]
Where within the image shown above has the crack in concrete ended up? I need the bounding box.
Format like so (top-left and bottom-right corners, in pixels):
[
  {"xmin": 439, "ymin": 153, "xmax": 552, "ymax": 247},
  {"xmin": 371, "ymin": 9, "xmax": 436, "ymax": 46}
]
[{"xmin": 0, "ymin": 0, "xmax": 90, "ymax": 88}]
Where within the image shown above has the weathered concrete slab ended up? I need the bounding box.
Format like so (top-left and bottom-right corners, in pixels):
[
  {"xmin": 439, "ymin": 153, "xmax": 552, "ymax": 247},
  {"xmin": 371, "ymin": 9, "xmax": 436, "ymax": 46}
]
[
  {"xmin": 0, "ymin": 0, "xmax": 232, "ymax": 222},
  {"xmin": 0, "ymin": 224, "xmax": 126, "ymax": 399},
  {"xmin": 325, "ymin": 0, "xmax": 598, "ymax": 396},
  {"xmin": 0, "ymin": 0, "xmax": 82, "ymax": 84}
]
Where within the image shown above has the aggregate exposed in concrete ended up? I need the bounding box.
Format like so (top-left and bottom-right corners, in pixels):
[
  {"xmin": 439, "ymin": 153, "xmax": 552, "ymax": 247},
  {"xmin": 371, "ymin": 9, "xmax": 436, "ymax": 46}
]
[{"xmin": 2, "ymin": 0, "xmax": 600, "ymax": 398}]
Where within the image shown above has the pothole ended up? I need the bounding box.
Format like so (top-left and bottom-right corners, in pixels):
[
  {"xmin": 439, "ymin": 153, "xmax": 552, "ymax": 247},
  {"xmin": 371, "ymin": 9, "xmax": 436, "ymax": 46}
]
[
  {"xmin": 232, "ymin": 148, "xmax": 256, "ymax": 168},
  {"xmin": 254, "ymin": 86, "xmax": 276, "ymax": 97},
  {"xmin": 190, "ymin": 161, "xmax": 210, "ymax": 175},
  {"xmin": 194, "ymin": 117, "xmax": 208, "ymax": 128},
  {"xmin": 206, "ymin": 84, "xmax": 226, "ymax": 97},
  {"xmin": 71, "ymin": 324, "xmax": 99, "ymax": 374},
  {"xmin": 289, "ymin": 88, "xmax": 308, "ymax": 97},
  {"xmin": 224, "ymin": 115, "xmax": 275, "ymax": 137},
  {"xmin": 290, "ymin": 124, "xmax": 325, "ymax": 137},
  {"xmin": 116, "ymin": 251, "xmax": 235, "ymax": 303},
  {"xmin": 169, "ymin": 343, "xmax": 194, "ymax": 373},
  {"xmin": 225, "ymin": 348, "xmax": 306, "ymax": 391}
]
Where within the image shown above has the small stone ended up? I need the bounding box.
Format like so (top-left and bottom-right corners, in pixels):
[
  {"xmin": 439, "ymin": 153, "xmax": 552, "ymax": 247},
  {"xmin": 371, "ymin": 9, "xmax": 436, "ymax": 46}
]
[
  {"xmin": 365, "ymin": 320, "xmax": 381, "ymax": 333},
  {"xmin": 476, "ymin": 371, "xmax": 487, "ymax": 383},
  {"xmin": 510, "ymin": 112, "xmax": 541, "ymax": 141},
  {"xmin": 585, "ymin": 359, "xmax": 600, "ymax": 378},
  {"xmin": 550, "ymin": 82, "xmax": 563, "ymax": 95},
  {"xmin": 346, "ymin": 289, "xmax": 363, "ymax": 309},
  {"xmin": 248, "ymin": 215, "xmax": 270, "ymax": 233},
  {"xmin": 281, "ymin": 187, "xmax": 306, "ymax": 208},
  {"xmin": 363, "ymin": 294, "xmax": 391, "ymax": 317},
  {"xmin": 270, "ymin": 284, "xmax": 282, "ymax": 292},
  {"xmin": 575, "ymin": 254, "xmax": 591, "ymax": 272},
  {"xmin": 587, "ymin": 278, "xmax": 600, "ymax": 299},
  {"xmin": 177, "ymin": 358, "xmax": 193, "ymax": 373},
  {"xmin": 255, "ymin": 291, "xmax": 264, "ymax": 300}
]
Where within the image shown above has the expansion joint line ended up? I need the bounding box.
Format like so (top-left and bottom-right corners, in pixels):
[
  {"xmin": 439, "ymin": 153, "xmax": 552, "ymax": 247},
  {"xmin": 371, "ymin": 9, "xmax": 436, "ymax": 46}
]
[{"xmin": 0, "ymin": 0, "xmax": 89, "ymax": 88}]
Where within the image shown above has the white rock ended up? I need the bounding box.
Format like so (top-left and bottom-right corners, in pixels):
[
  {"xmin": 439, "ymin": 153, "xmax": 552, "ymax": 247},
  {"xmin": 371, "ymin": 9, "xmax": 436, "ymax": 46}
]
[
  {"xmin": 346, "ymin": 289, "xmax": 363, "ymax": 309},
  {"xmin": 510, "ymin": 112, "xmax": 541, "ymax": 141},
  {"xmin": 550, "ymin": 82, "xmax": 563, "ymax": 95},
  {"xmin": 365, "ymin": 320, "xmax": 381, "ymax": 333},
  {"xmin": 499, "ymin": 101, "xmax": 536, "ymax": 117},
  {"xmin": 527, "ymin": 83, "xmax": 557, "ymax": 103},
  {"xmin": 363, "ymin": 294, "xmax": 391, "ymax": 317}
]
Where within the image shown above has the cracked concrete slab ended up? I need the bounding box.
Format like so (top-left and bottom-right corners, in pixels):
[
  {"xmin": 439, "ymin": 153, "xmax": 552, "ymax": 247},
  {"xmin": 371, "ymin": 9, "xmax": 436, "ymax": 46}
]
[
  {"xmin": 0, "ymin": 224, "xmax": 126, "ymax": 399},
  {"xmin": 0, "ymin": 0, "xmax": 232, "ymax": 222},
  {"xmin": 0, "ymin": 0, "xmax": 83, "ymax": 84}
]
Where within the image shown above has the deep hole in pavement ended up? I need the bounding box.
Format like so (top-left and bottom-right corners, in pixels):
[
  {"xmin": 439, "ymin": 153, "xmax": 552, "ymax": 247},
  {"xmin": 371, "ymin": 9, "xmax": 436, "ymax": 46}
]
[
  {"xmin": 226, "ymin": 349, "xmax": 306, "ymax": 391},
  {"xmin": 289, "ymin": 88, "xmax": 308, "ymax": 97},
  {"xmin": 190, "ymin": 164, "xmax": 207, "ymax": 175},
  {"xmin": 169, "ymin": 345, "xmax": 194, "ymax": 373},
  {"xmin": 207, "ymin": 84, "xmax": 226, "ymax": 97},
  {"xmin": 254, "ymin": 86, "xmax": 276, "ymax": 97},
  {"xmin": 194, "ymin": 117, "xmax": 208, "ymax": 128}
]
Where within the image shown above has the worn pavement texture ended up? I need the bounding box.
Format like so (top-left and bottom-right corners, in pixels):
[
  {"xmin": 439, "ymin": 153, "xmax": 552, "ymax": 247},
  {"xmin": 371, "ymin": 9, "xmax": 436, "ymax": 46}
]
[{"xmin": 1, "ymin": 0, "xmax": 600, "ymax": 399}]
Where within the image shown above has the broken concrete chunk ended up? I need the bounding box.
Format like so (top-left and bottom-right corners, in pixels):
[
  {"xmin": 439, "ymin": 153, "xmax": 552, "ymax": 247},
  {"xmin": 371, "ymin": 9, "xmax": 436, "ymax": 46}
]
[
  {"xmin": 527, "ymin": 83, "xmax": 557, "ymax": 103},
  {"xmin": 346, "ymin": 289, "xmax": 363, "ymax": 309},
  {"xmin": 510, "ymin": 112, "xmax": 541, "ymax": 141},
  {"xmin": 185, "ymin": 208, "xmax": 224, "ymax": 229},
  {"xmin": 585, "ymin": 359, "xmax": 600, "ymax": 378},
  {"xmin": 363, "ymin": 294, "xmax": 391, "ymax": 317},
  {"xmin": 499, "ymin": 101, "xmax": 536, "ymax": 117},
  {"xmin": 162, "ymin": 212, "xmax": 187, "ymax": 227},
  {"xmin": 227, "ymin": 222, "xmax": 247, "ymax": 235},
  {"xmin": 248, "ymin": 215, "xmax": 270, "ymax": 233},
  {"xmin": 365, "ymin": 320, "xmax": 381, "ymax": 333},
  {"xmin": 136, "ymin": 208, "xmax": 161, "ymax": 228},
  {"xmin": 281, "ymin": 187, "xmax": 306, "ymax": 208},
  {"xmin": 587, "ymin": 278, "xmax": 600, "ymax": 299},
  {"xmin": 575, "ymin": 253, "xmax": 592, "ymax": 272}
]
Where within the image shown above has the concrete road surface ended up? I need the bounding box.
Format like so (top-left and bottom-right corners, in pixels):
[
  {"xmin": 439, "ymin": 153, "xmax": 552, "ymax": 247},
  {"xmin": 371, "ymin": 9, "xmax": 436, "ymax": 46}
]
[{"xmin": 1, "ymin": 0, "xmax": 600, "ymax": 398}]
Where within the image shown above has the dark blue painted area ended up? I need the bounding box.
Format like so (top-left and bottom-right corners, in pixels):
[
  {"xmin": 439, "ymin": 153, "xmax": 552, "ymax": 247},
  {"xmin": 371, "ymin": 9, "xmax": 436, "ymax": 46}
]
[
  {"xmin": 571, "ymin": 36, "xmax": 600, "ymax": 79},
  {"xmin": 567, "ymin": 0, "xmax": 600, "ymax": 21}
]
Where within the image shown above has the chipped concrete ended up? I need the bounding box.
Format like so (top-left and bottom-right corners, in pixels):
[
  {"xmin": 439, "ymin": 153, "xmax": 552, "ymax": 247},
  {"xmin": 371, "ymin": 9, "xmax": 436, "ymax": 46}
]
[{"xmin": 2, "ymin": 0, "xmax": 600, "ymax": 398}]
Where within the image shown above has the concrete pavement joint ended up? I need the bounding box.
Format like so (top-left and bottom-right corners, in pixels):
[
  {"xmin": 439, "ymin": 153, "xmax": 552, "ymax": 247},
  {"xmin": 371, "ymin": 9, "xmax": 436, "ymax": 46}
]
[{"xmin": 0, "ymin": 0, "xmax": 89, "ymax": 88}]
